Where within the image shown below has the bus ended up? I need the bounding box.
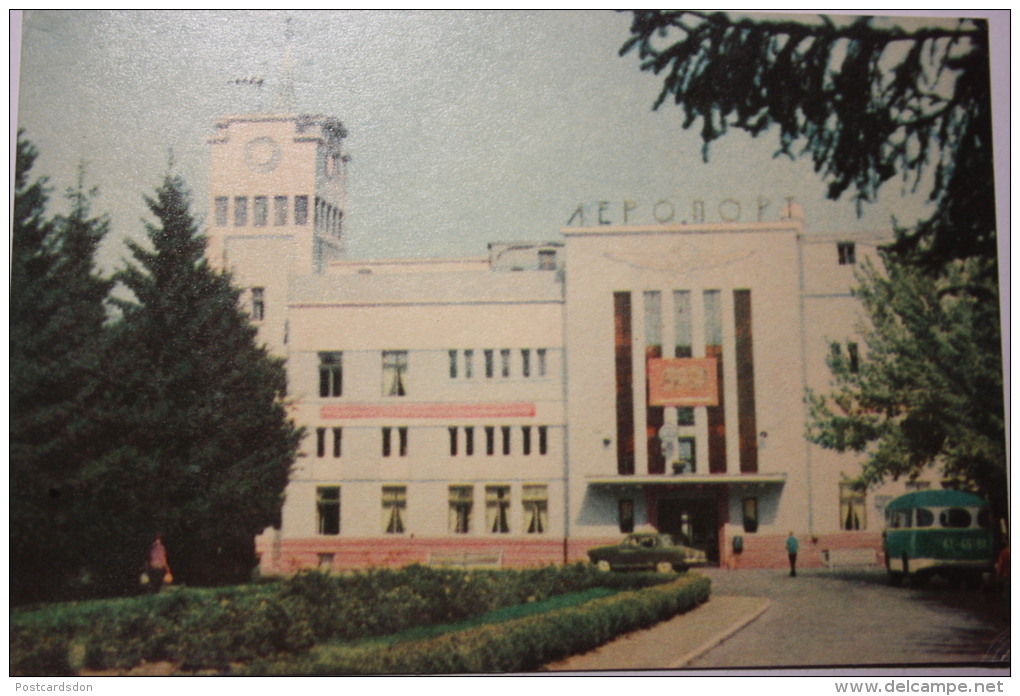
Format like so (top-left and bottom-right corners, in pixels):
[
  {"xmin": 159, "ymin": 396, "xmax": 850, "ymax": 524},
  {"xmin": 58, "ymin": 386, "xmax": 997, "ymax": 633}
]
[{"xmin": 883, "ymin": 489, "xmax": 995, "ymax": 588}]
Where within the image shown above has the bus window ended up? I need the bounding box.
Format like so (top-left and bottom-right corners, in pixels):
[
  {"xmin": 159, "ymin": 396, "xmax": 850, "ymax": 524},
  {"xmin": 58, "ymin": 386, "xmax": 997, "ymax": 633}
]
[
  {"xmin": 915, "ymin": 508, "xmax": 935, "ymax": 527},
  {"xmin": 887, "ymin": 509, "xmax": 911, "ymax": 529},
  {"xmin": 939, "ymin": 508, "xmax": 971, "ymax": 528}
]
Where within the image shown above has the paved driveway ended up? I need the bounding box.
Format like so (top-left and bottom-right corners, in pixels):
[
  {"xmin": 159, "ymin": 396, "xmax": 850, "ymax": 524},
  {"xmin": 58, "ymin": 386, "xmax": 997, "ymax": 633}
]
[{"xmin": 689, "ymin": 567, "xmax": 1009, "ymax": 670}]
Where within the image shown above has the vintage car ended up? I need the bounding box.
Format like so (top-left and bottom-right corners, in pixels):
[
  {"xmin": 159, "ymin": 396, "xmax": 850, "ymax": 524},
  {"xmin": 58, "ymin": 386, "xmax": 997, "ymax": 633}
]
[{"xmin": 587, "ymin": 533, "xmax": 708, "ymax": 573}]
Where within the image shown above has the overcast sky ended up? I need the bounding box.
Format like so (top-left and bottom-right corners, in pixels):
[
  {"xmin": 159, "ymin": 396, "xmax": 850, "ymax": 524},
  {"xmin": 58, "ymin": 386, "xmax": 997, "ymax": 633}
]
[{"xmin": 13, "ymin": 10, "xmax": 1009, "ymax": 270}]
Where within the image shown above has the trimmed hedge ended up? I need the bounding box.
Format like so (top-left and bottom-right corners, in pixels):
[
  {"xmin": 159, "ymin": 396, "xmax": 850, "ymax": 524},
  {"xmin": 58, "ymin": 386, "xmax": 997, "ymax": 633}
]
[
  {"xmin": 248, "ymin": 573, "xmax": 711, "ymax": 675},
  {"xmin": 11, "ymin": 564, "xmax": 676, "ymax": 675}
]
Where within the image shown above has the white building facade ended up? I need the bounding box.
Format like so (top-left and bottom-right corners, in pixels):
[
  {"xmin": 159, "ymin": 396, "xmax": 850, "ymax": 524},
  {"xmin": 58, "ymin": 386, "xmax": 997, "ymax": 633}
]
[{"xmin": 207, "ymin": 113, "xmax": 916, "ymax": 573}]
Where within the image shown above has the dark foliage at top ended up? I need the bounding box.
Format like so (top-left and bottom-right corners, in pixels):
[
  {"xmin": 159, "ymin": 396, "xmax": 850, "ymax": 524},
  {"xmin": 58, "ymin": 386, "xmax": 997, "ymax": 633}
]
[{"xmin": 620, "ymin": 11, "xmax": 995, "ymax": 269}]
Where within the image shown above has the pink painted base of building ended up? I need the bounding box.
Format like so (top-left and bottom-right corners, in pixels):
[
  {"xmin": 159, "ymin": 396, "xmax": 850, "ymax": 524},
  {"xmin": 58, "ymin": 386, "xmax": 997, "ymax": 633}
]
[
  {"xmin": 721, "ymin": 532, "xmax": 885, "ymax": 570},
  {"xmin": 258, "ymin": 532, "xmax": 885, "ymax": 574}
]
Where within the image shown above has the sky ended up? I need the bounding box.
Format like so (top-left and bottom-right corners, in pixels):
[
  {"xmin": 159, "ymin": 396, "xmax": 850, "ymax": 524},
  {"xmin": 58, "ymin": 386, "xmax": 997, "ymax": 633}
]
[{"xmin": 12, "ymin": 10, "xmax": 1010, "ymax": 272}]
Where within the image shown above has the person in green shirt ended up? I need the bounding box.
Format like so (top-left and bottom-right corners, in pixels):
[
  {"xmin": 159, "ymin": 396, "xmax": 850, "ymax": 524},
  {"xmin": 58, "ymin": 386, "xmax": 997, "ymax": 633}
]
[{"xmin": 786, "ymin": 532, "xmax": 799, "ymax": 577}]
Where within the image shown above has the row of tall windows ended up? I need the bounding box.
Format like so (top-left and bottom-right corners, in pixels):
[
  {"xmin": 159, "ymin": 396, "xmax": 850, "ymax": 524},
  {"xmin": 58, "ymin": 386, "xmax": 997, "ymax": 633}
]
[
  {"xmin": 313, "ymin": 425, "xmax": 553, "ymax": 458},
  {"xmin": 318, "ymin": 349, "xmax": 554, "ymax": 398},
  {"xmin": 214, "ymin": 194, "xmax": 309, "ymax": 227},
  {"xmin": 317, "ymin": 351, "xmax": 407, "ymax": 398},
  {"xmin": 448, "ymin": 348, "xmax": 549, "ymax": 380},
  {"xmin": 448, "ymin": 425, "xmax": 550, "ymax": 456},
  {"xmin": 316, "ymin": 484, "xmax": 549, "ymax": 536},
  {"xmin": 614, "ymin": 289, "xmax": 757, "ymax": 476},
  {"xmin": 315, "ymin": 197, "xmax": 343, "ymax": 239}
]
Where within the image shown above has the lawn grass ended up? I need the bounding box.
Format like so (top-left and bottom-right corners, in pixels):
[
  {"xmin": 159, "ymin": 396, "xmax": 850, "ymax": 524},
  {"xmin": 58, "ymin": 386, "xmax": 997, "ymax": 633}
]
[
  {"xmin": 246, "ymin": 573, "xmax": 711, "ymax": 674},
  {"xmin": 319, "ymin": 586, "xmax": 618, "ymax": 652}
]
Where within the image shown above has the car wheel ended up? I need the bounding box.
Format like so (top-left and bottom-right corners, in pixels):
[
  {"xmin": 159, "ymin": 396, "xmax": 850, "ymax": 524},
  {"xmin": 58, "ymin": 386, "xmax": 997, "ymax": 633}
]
[
  {"xmin": 656, "ymin": 561, "xmax": 673, "ymax": 574},
  {"xmin": 596, "ymin": 560, "xmax": 612, "ymax": 572}
]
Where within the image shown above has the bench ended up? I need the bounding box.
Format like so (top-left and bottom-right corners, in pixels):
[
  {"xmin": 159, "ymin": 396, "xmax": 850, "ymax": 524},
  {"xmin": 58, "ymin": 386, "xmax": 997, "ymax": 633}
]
[
  {"xmin": 428, "ymin": 551, "xmax": 503, "ymax": 570},
  {"xmin": 823, "ymin": 548, "xmax": 879, "ymax": 570}
]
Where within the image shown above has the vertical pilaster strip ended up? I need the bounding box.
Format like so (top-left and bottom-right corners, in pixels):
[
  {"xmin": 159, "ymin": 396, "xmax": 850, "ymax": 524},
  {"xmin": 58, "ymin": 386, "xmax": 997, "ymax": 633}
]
[
  {"xmin": 734, "ymin": 289, "xmax": 758, "ymax": 473},
  {"xmin": 704, "ymin": 290, "xmax": 727, "ymax": 473},
  {"xmin": 644, "ymin": 291, "xmax": 665, "ymax": 475},
  {"xmin": 614, "ymin": 292, "xmax": 635, "ymax": 475}
]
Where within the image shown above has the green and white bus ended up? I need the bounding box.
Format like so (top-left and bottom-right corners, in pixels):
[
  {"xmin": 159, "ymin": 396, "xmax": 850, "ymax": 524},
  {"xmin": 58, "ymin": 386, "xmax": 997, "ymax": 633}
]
[{"xmin": 883, "ymin": 489, "xmax": 995, "ymax": 587}]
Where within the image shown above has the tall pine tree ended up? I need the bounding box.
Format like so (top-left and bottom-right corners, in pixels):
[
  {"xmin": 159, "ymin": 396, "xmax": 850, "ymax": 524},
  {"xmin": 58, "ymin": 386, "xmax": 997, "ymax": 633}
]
[
  {"xmin": 93, "ymin": 172, "xmax": 301, "ymax": 589},
  {"xmin": 11, "ymin": 135, "xmax": 113, "ymax": 603}
]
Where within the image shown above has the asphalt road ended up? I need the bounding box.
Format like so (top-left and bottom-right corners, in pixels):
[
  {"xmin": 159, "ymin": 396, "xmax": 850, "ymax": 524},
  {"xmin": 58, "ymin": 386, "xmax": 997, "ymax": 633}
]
[{"xmin": 687, "ymin": 567, "xmax": 1010, "ymax": 670}]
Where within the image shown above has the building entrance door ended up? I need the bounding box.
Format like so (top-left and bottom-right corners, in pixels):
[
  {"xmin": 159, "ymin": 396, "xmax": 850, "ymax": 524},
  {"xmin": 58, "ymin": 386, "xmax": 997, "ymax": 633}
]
[{"xmin": 657, "ymin": 498, "xmax": 720, "ymax": 563}]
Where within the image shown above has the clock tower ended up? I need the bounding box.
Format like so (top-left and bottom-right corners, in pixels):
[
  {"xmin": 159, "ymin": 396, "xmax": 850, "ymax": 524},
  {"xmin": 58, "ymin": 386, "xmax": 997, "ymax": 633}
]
[{"xmin": 206, "ymin": 113, "xmax": 348, "ymax": 353}]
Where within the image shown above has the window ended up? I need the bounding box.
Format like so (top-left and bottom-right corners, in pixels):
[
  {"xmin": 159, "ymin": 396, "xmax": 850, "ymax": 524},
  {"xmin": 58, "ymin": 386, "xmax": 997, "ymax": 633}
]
[
  {"xmin": 295, "ymin": 195, "xmax": 309, "ymax": 225},
  {"xmin": 234, "ymin": 196, "xmax": 248, "ymax": 226},
  {"xmin": 848, "ymin": 342, "xmax": 860, "ymax": 373},
  {"xmin": 382, "ymin": 427, "xmax": 408, "ymax": 457},
  {"xmin": 484, "ymin": 349, "xmax": 494, "ymax": 378},
  {"xmin": 838, "ymin": 242, "xmax": 856, "ymax": 265},
  {"xmin": 274, "ymin": 195, "xmax": 288, "ymax": 226},
  {"xmin": 449, "ymin": 486, "xmax": 473, "ymax": 534},
  {"xmin": 464, "ymin": 350, "xmax": 474, "ymax": 379},
  {"xmin": 742, "ymin": 498, "xmax": 759, "ymax": 533},
  {"xmin": 382, "ymin": 351, "xmax": 408, "ymax": 396},
  {"xmin": 318, "ymin": 352, "xmax": 342, "ymax": 398},
  {"xmin": 521, "ymin": 349, "xmax": 531, "ymax": 378},
  {"xmin": 678, "ymin": 407, "xmax": 694, "ymax": 426},
  {"xmin": 537, "ymin": 348, "xmax": 547, "ymax": 377},
  {"xmin": 522, "ymin": 426, "xmax": 532, "ymax": 455},
  {"xmin": 501, "ymin": 349, "xmax": 511, "ymax": 378},
  {"xmin": 253, "ymin": 196, "xmax": 268, "ymax": 226},
  {"xmin": 523, "ymin": 485, "xmax": 548, "ymax": 534},
  {"xmin": 915, "ymin": 508, "xmax": 935, "ymax": 527},
  {"xmin": 539, "ymin": 249, "xmax": 556, "ymax": 271},
  {"xmin": 485, "ymin": 426, "xmax": 495, "ymax": 456},
  {"xmin": 486, "ymin": 486, "xmax": 510, "ymax": 534},
  {"xmin": 538, "ymin": 426, "xmax": 548, "ymax": 455},
  {"xmin": 449, "ymin": 350, "xmax": 458, "ymax": 379},
  {"xmin": 316, "ymin": 486, "xmax": 340, "ymax": 535},
  {"xmin": 839, "ymin": 482, "xmax": 865, "ymax": 530},
  {"xmin": 332, "ymin": 428, "xmax": 342, "ymax": 458},
  {"xmin": 676, "ymin": 437, "xmax": 696, "ymax": 474},
  {"xmin": 214, "ymin": 197, "xmax": 228, "ymax": 226},
  {"xmin": 450, "ymin": 424, "xmax": 476, "ymax": 457},
  {"xmin": 618, "ymin": 499, "xmax": 635, "ymax": 533},
  {"xmin": 382, "ymin": 486, "xmax": 406, "ymax": 534},
  {"xmin": 940, "ymin": 508, "xmax": 972, "ymax": 529},
  {"xmin": 251, "ymin": 287, "xmax": 265, "ymax": 321},
  {"xmin": 501, "ymin": 426, "xmax": 511, "ymax": 455},
  {"xmin": 316, "ymin": 428, "xmax": 326, "ymax": 458}
]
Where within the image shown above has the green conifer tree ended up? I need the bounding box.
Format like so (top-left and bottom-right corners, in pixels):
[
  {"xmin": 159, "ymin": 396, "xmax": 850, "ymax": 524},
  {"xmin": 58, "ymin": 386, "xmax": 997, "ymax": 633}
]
[
  {"xmin": 11, "ymin": 135, "xmax": 113, "ymax": 603},
  {"xmin": 93, "ymin": 172, "xmax": 302, "ymax": 590}
]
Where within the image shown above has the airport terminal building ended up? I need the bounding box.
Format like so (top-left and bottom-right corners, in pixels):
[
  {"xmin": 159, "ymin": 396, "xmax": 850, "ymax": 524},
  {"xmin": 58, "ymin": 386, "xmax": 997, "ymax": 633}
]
[{"xmin": 207, "ymin": 112, "xmax": 918, "ymax": 573}]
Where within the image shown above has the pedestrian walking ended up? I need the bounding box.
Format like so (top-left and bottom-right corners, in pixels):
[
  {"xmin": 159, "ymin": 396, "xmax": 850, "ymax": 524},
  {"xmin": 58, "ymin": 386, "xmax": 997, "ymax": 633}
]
[
  {"xmin": 786, "ymin": 531, "xmax": 798, "ymax": 577},
  {"xmin": 145, "ymin": 533, "xmax": 172, "ymax": 592}
]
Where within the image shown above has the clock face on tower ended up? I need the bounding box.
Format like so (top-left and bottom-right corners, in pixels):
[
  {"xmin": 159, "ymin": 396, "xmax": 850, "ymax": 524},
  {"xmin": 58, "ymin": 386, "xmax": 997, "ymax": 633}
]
[{"xmin": 244, "ymin": 136, "xmax": 281, "ymax": 173}]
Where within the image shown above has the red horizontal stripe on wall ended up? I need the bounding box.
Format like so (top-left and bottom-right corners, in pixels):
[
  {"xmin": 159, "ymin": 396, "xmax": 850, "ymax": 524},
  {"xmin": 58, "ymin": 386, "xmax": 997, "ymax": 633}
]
[{"xmin": 320, "ymin": 402, "xmax": 537, "ymax": 420}]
